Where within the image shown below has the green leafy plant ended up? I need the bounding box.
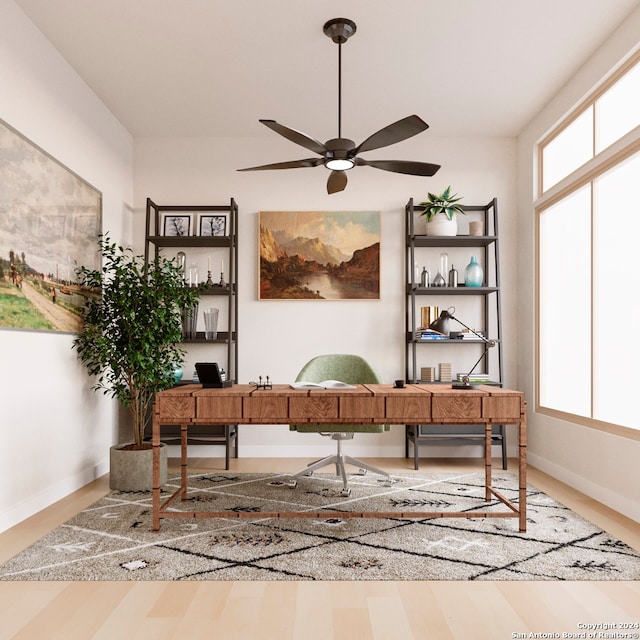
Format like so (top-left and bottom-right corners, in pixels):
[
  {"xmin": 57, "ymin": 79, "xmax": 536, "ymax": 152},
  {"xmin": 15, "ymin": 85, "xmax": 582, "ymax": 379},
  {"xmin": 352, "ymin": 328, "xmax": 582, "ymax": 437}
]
[
  {"xmin": 73, "ymin": 235, "xmax": 202, "ymax": 448},
  {"xmin": 419, "ymin": 186, "xmax": 465, "ymax": 221}
]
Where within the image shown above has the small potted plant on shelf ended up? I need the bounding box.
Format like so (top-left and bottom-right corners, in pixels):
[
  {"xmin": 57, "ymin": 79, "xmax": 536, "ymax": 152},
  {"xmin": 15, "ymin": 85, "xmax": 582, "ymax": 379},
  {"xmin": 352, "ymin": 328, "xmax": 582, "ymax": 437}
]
[
  {"xmin": 73, "ymin": 234, "xmax": 202, "ymax": 490},
  {"xmin": 419, "ymin": 186, "xmax": 465, "ymax": 236}
]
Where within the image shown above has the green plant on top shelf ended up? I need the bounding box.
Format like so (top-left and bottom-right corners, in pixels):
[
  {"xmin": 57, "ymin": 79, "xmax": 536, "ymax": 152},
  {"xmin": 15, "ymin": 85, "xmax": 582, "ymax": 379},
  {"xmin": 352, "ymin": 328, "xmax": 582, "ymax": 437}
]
[{"xmin": 419, "ymin": 186, "xmax": 465, "ymax": 221}]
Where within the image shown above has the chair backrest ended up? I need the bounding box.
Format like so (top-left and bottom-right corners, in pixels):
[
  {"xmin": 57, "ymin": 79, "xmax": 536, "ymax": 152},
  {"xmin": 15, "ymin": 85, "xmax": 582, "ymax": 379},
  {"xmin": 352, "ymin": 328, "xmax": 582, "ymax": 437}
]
[{"xmin": 295, "ymin": 354, "xmax": 380, "ymax": 385}]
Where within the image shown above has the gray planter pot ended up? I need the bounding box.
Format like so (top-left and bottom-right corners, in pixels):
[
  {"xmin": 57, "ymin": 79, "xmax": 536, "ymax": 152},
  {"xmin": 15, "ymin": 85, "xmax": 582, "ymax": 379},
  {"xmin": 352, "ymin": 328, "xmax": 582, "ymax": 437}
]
[{"xmin": 109, "ymin": 443, "xmax": 167, "ymax": 491}]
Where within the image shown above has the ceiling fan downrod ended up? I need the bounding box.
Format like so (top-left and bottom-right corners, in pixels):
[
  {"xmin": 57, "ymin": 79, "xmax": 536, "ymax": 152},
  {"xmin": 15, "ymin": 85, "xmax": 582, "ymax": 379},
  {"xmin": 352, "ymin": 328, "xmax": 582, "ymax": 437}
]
[{"xmin": 323, "ymin": 18, "xmax": 357, "ymax": 140}]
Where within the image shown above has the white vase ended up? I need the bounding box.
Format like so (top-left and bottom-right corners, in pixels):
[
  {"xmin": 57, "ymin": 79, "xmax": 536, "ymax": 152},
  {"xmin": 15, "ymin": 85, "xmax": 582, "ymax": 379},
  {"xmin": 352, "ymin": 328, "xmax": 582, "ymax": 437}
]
[{"xmin": 425, "ymin": 214, "xmax": 458, "ymax": 236}]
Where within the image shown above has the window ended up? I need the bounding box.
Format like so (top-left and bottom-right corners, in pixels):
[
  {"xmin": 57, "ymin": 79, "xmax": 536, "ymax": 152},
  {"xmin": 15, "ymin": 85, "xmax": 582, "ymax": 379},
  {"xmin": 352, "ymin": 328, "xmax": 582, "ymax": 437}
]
[
  {"xmin": 537, "ymin": 52, "xmax": 640, "ymax": 436},
  {"xmin": 591, "ymin": 153, "xmax": 638, "ymax": 428},
  {"xmin": 595, "ymin": 61, "xmax": 640, "ymax": 152},
  {"xmin": 538, "ymin": 187, "xmax": 591, "ymax": 417},
  {"xmin": 541, "ymin": 107, "xmax": 593, "ymax": 191}
]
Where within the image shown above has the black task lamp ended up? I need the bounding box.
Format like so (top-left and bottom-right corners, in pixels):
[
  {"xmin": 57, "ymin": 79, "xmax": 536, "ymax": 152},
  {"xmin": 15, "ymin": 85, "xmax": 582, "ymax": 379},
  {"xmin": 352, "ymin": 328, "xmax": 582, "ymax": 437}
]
[{"xmin": 429, "ymin": 307, "xmax": 496, "ymax": 390}]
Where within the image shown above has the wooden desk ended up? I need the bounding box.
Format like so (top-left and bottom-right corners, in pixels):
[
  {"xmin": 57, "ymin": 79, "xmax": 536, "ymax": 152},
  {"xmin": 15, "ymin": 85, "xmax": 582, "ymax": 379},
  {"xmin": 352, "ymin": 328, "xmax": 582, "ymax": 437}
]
[{"xmin": 152, "ymin": 383, "xmax": 527, "ymax": 531}]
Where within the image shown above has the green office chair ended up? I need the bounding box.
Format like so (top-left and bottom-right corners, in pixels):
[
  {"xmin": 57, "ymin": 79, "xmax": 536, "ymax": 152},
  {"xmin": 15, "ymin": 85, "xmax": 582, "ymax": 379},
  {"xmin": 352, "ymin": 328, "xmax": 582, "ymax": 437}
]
[{"xmin": 288, "ymin": 354, "xmax": 391, "ymax": 496}]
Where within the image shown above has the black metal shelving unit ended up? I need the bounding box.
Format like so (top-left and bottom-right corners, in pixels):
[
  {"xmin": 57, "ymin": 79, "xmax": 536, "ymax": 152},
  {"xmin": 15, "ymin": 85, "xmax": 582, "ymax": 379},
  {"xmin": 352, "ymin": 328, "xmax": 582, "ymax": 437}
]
[
  {"xmin": 404, "ymin": 197, "xmax": 507, "ymax": 469},
  {"xmin": 143, "ymin": 197, "xmax": 239, "ymax": 468}
]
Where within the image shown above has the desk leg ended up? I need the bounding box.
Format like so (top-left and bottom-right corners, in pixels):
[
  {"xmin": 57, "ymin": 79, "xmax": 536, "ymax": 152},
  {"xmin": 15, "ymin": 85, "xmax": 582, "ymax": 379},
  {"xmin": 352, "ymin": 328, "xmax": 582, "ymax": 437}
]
[
  {"xmin": 484, "ymin": 422, "xmax": 492, "ymax": 502},
  {"xmin": 519, "ymin": 402, "xmax": 528, "ymax": 532},
  {"xmin": 181, "ymin": 423, "xmax": 188, "ymax": 500},
  {"xmin": 152, "ymin": 407, "xmax": 161, "ymax": 532}
]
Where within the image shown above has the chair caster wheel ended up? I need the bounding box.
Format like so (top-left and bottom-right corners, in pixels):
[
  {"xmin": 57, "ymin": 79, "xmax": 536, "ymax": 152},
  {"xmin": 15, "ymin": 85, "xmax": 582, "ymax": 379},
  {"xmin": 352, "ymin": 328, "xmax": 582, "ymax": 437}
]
[
  {"xmin": 341, "ymin": 488, "xmax": 351, "ymax": 497},
  {"xmin": 357, "ymin": 468, "xmax": 368, "ymax": 476},
  {"xmin": 288, "ymin": 480, "xmax": 297, "ymax": 489}
]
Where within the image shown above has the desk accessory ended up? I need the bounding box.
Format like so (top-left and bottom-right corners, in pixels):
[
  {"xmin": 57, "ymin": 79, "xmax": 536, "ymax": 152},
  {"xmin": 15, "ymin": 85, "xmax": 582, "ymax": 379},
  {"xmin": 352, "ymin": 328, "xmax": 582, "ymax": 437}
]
[
  {"xmin": 429, "ymin": 307, "xmax": 496, "ymax": 389},
  {"xmin": 250, "ymin": 376, "xmax": 273, "ymax": 390},
  {"xmin": 195, "ymin": 362, "xmax": 233, "ymax": 388}
]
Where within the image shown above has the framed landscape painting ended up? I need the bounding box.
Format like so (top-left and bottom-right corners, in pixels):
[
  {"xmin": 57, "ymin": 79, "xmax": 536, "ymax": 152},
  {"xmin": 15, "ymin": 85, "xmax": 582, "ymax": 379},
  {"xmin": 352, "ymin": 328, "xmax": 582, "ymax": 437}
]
[
  {"xmin": 0, "ymin": 119, "xmax": 102, "ymax": 333},
  {"xmin": 258, "ymin": 211, "xmax": 380, "ymax": 300}
]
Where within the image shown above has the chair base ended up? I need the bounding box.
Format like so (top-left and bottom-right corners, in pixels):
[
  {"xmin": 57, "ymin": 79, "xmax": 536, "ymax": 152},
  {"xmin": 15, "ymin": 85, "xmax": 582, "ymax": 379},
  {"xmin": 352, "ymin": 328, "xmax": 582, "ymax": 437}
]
[{"xmin": 288, "ymin": 434, "xmax": 392, "ymax": 496}]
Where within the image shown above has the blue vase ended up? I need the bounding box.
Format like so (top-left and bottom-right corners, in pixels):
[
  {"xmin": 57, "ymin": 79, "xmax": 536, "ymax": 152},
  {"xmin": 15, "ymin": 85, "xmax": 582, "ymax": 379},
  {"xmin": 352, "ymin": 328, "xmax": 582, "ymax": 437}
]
[
  {"xmin": 464, "ymin": 256, "xmax": 483, "ymax": 287},
  {"xmin": 172, "ymin": 364, "xmax": 184, "ymax": 383}
]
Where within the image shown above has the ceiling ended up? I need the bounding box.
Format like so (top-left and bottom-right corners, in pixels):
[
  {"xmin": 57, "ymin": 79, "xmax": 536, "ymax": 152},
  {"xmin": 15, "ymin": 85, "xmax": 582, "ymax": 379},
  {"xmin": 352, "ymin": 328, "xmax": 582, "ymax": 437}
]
[{"xmin": 14, "ymin": 0, "xmax": 640, "ymax": 141}]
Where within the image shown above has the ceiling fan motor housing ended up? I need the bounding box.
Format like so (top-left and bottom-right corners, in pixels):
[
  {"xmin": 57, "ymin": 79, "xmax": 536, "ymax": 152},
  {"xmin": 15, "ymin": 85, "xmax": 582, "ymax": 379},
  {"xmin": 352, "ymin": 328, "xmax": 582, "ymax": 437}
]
[{"xmin": 324, "ymin": 137, "xmax": 356, "ymax": 170}]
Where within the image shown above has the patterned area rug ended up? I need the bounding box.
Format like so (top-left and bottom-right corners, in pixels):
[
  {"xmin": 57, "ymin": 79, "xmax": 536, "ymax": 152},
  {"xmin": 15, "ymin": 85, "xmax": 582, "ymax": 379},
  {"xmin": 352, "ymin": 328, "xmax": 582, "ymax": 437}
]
[{"xmin": 1, "ymin": 471, "xmax": 639, "ymax": 581}]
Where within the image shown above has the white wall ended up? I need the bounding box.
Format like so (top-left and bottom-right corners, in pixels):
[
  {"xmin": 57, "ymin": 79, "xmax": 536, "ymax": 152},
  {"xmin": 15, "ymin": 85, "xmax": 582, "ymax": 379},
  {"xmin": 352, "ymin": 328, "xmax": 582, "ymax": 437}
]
[
  {"xmin": 0, "ymin": 1, "xmax": 134, "ymax": 532},
  {"xmin": 516, "ymin": 5, "xmax": 640, "ymax": 523},
  {"xmin": 134, "ymin": 135, "xmax": 518, "ymax": 458}
]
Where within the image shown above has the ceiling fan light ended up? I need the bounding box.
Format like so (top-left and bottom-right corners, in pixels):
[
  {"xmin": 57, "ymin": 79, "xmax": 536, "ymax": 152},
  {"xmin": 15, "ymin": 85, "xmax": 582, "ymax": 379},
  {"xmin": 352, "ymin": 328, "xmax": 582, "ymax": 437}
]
[{"xmin": 325, "ymin": 158, "xmax": 355, "ymax": 171}]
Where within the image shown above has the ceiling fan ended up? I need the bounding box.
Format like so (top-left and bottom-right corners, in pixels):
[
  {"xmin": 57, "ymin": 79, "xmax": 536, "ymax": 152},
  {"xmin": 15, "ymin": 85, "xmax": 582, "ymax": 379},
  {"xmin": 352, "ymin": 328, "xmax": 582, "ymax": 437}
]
[{"xmin": 238, "ymin": 17, "xmax": 441, "ymax": 194}]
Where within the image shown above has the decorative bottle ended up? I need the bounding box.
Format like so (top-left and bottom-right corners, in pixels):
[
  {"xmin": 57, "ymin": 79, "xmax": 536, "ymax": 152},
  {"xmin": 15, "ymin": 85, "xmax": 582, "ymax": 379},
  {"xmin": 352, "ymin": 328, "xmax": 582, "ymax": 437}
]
[
  {"xmin": 420, "ymin": 266, "xmax": 429, "ymax": 287},
  {"xmin": 464, "ymin": 256, "xmax": 483, "ymax": 287},
  {"xmin": 448, "ymin": 265, "xmax": 458, "ymax": 287}
]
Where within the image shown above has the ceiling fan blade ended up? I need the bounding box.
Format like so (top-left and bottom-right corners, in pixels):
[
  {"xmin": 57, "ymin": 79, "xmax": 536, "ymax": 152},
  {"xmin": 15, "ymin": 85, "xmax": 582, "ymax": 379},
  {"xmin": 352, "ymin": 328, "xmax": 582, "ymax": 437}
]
[
  {"xmin": 327, "ymin": 170, "xmax": 348, "ymax": 194},
  {"xmin": 355, "ymin": 158, "xmax": 441, "ymax": 176},
  {"xmin": 238, "ymin": 158, "xmax": 324, "ymax": 171},
  {"xmin": 355, "ymin": 115, "xmax": 429, "ymax": 154},
  {"xmin": 259, "ymin": 119, "xmax": 327, "ymax": 155}
]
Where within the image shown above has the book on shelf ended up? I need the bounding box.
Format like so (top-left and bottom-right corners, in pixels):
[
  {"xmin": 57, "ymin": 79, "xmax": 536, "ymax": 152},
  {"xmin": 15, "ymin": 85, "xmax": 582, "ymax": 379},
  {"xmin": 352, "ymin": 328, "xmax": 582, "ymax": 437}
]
[
  {"xmin": 415, "ymin": 329, "xmax": 447, "ymax": 340},
  {"xmin": 456, "ymin": 373, "xmax": 490, "ymax": 382},
  {"xmin": 290, "ymin": 380, "xmax": 357, "ymax": 390},
  {"xmin": 463, "ymin": 330, "xmax": 485, "ymax": 339}
]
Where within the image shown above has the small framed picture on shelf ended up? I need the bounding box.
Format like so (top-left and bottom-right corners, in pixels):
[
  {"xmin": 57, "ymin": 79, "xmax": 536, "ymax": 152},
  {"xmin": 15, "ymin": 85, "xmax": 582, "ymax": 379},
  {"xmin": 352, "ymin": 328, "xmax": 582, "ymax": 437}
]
[
  {"xmin": 161, "ymin": 213, "xmax": 192, "ymax": 237},
  {"xmin": 198, "ymin": 214, "xmax": 227, "ymax": 237}
]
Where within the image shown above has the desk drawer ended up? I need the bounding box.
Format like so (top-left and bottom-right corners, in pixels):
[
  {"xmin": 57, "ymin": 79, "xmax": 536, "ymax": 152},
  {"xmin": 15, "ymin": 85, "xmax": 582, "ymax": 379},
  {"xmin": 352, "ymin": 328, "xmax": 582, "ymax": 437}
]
[
  {"xmin": 431, "ymin": 396, "xmax": 482, "ymax": 421},
  {"xmin": 156, "ymin": 396, "xmax": 195, "ymax": 421},
  {"xmin": 482, "ymin": 396, "xmax": 521, "ymax": 421},
  {"xmin": 340, "ymin": 396, "xmax": 385, "ymax": 421},
  {"xmin": 289, "ymin": 396, "xmax": 339, "ymax": 422},
  {"xmin": 386, "ymin": 396, "xmax": 431, "ymax": 421},
  {"xmin": 196, "ymin": 396, "xmax": 243, "ymax": 422},
  {"xmin": 243, "ymin": 396, "xmax": 289, "ymax": 422}
]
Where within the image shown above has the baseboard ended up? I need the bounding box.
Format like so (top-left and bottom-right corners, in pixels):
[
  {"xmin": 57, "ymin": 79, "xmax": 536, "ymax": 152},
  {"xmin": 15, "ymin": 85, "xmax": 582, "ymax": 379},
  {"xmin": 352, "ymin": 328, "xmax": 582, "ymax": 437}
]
[
  {"xmin": 0, "ymin": 457, "xmax": 109, "ymax": 534},
  {"xmin": 528, "ymin": 452, "xmax": 640, "ymax": 525}
]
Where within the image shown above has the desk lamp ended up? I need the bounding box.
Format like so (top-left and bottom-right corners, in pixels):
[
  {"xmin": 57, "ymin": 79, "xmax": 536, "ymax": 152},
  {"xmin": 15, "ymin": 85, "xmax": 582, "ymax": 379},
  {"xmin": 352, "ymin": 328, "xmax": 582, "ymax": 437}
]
[{"xmin": 429, "ymin": 307, "xmax": 496, "ymax": 390}]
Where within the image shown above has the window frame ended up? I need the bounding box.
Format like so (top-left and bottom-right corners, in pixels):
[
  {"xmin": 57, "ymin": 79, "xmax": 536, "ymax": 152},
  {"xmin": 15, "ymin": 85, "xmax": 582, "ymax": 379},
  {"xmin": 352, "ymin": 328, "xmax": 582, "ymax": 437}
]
[{"xmin": 535, "ymin": 49, "xmax": 640, "ymax": 442}]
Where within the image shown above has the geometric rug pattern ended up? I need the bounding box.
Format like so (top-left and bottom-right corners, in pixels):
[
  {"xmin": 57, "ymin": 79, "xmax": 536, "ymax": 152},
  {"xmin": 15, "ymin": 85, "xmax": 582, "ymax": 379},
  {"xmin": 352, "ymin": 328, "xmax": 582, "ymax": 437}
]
[{"xmin": 1, "ymin": 471, "xmax": 639, "ymax": 581}]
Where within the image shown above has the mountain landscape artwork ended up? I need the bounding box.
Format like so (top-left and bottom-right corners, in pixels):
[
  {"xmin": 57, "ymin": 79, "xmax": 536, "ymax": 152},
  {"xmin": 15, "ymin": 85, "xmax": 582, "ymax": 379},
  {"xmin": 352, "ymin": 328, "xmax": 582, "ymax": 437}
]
[{"xmin": 259, "ymin": 211, "xmax": 380, "ymax": 300}]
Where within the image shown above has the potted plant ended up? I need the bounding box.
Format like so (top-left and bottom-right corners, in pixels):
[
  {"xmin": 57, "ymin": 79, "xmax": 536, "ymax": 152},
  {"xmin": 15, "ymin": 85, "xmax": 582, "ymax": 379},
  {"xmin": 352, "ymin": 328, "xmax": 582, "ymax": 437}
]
[
  {"xmin": 419, "ymin": 186, "xmax": 465, "ymax": 236},
  {"xmin": 73, "ymin": 235, "xmax": 202, "ymax": 490}
]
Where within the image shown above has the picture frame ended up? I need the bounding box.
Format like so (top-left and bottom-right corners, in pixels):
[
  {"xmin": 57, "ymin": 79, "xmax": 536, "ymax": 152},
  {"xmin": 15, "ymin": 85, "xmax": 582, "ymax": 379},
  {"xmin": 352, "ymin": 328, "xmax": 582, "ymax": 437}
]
[
  {"xmin": 258, "ymin": 211, "xmax": 380, "ymax": 300},
  {"xmin": 0, "ymin": 118, "xmax": 102, "ymax": 334},
  {"xmin": 198, "ymin": 214, "xmax": 227, "ymax": 237},
  {"xmin": 161, "ymin": 213, "xmax": 192, "ymax": 237}
]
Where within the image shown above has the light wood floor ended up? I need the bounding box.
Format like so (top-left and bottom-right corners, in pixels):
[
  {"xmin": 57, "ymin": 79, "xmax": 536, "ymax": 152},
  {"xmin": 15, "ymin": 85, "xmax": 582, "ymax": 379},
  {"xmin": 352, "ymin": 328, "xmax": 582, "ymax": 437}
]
[{"xmin": 1, "ymin": 457, "xmax": 638, "ymax": 640}]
